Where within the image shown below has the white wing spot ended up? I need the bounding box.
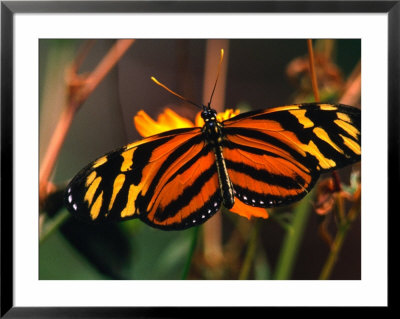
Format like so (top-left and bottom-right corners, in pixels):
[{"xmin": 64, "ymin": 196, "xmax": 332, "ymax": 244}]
[
  {"xmin": 72, "ymin": 203, "xmax": 78, "ymax": 211},
  {"xmin": 68, "ymin": 195, "xmax": 73, "ymax": 203}
]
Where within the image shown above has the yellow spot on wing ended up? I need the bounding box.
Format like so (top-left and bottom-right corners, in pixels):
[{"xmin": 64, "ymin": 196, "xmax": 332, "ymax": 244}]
[
  {"xmin": 337, "ymin": 112, "xmax": 351, "ymax": 122},
  {"xmin": 266, "ymin": 130, "xmax": 337, "ymax": 169},
  {"xmin": 85, "ymin": 171, "xmax": 97, "ymax": 187},
  {"xmin": 84, "ymin": 176, "xmax": 102, "ymax": 206},
  {"xmin": 120, "ymin": 184, "xmax": 138, "ymax": 218},
  {"xmin": 319, "ymin": 104, "xmax": 337, "ymax": 111},
  {"xmin": 108, "ymin": 174, "xmax": 126, "ymax": 211},
  {"xmin": 121, "ymin": 148, "xmax": 135, "ymax": 172},
  {"xmin": 306, "ymin": 141, "xmax": 336, "ymax": 169},
  {"xmin": 267, "ymin": 105, "xmax": 300, "ymax": 113},
  {"xmin": 90, "ymin": 191, "xmax": 103, "ymax": 220},
  {"xmin": 92, "ymin": 156, "xmax": 107, "ymax": 168},
  {"xmin": 290, "ymin": 109, "xmax": 314, "ymax": 128},
  {"xmin": 334, "ymin": 119, "xmax": 360, "ymax": 139},
  {"xmin": 340, "ymin": 134, "xmax": 361, "ymax": 155},
  {"xmin": 313, "ymin": 127, "xmax": 343, "ymax": 154}
]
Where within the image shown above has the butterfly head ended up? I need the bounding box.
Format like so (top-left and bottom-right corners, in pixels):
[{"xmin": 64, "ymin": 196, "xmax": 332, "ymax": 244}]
[{"xmin": 201, "ymin": 107, "xmax": 218, "ymax": 123}]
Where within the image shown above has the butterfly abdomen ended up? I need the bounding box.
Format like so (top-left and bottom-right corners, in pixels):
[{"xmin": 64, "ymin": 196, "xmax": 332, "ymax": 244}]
[{"xmin": 213, "ymin": 144, "xmax": 235, "ymax": 209}]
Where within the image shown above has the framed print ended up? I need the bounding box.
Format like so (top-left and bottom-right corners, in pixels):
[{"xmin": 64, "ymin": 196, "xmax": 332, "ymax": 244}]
[{"xmin": 1, "ymin": 0, "xmax": 395, "ymax": 316}]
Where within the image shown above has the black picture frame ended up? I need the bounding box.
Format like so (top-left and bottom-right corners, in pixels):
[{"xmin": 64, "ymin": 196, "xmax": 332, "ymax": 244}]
[{"xmin": 1, "ymin": 1, "xmax": 395, "ymax": 317}]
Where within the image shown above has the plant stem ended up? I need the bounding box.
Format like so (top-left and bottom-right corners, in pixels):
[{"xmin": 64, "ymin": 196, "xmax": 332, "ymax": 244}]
[
  {"xmin": 318, "ymin": 223, "xmax": 349, "ymax": 280},
  {"xmin": 238, "ymin": 221, "xmax": 259, "ymax": 280},
  {"xmin": 307, "ymin": 39, "xmax": 320, "ymax": 102},
  {"xmin": 39, "ymin": 210, "xmax": 71, "ymax": 244},
  {"xmin": 332, "ymin": 171, "xmax": 345, "ymax": 223},
  {"xmin": 181, "ymin": 226, "xmax": 200, "ymax": 280},
  {"xmin": 319, "ymin": 186, "xmax": 361, "ymax": 280},
  {"xmin": 273, "ymin": 192, "xmax": 314, "ymax": 280},
  {"xmin": 339, "ymin": 61, "xmax": 361, "ymax": 106},
  {"xmin": 39, "ymin": 104, "xmax": 77, "ymax": 205}
]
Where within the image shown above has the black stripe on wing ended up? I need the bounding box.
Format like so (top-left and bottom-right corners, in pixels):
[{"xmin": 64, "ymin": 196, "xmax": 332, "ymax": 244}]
[{"xmin": 223, "ymin": 103, "xmax": 361, "ymax": 171}]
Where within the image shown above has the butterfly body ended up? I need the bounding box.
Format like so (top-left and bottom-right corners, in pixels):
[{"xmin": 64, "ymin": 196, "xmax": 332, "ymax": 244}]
[
  {"xmin": 201, "ymin": 106, "xmax": 235, "ymax": 209},
  {"xmin": 65, "ymin": 103, "xmax": 360, "ymax": 230}
]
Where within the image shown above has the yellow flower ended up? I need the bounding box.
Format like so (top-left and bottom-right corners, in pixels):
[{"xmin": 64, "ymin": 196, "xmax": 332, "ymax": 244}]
[
  {"xmin": 230, "ymin": 197, "xmax": 269, "ymax": 220},
  {"xmin": 134, "ymin": 108, "xmax": 194, "ymax": 137},
  {"xmin": 133, "ymin": 107, "xmax": 268, "ymax": 220}
]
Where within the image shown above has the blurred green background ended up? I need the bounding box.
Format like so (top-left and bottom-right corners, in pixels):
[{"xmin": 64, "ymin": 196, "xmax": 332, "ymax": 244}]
[{"xmin": 39, "ymin": 39, "xmax": 361, "ymax": 280}]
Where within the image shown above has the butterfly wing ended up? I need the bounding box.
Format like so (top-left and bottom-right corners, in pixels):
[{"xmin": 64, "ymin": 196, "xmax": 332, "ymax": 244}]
[
  {"xmin": 222, "ymin": 103, "xmax": 361, "ymax": 207},
  {"xmin": 65, "ymin": 127, "xmax": 221, "ymax": 230}
]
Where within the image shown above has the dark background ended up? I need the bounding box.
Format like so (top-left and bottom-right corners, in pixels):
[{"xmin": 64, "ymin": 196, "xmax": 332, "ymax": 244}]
[{"xmin": 39, "ymin": 39, "xmax": 361, "ymax": 280}]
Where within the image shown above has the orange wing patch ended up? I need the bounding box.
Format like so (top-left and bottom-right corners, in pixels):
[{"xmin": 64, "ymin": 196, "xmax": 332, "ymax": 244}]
[
  {"xmin": 223, "ymin": 143, "xmax": 314, "ymax": 208},
  {"xmin": 145, "ymin": 145, "xmax": 220, "ymax": 228}
]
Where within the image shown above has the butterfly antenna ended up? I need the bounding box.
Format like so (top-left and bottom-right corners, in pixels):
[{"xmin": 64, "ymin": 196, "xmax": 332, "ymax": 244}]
[
  {"xmin": 207, "ymin": 49, "xmax": 224, "ymax": 109},
  {"xmin": 151, "ymin": 76, "xmax": 203, "ymax": 109}
]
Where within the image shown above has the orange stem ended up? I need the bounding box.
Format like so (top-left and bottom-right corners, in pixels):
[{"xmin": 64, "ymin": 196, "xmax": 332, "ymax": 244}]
[
  {"xmin": 39, "ymin": 105, "xmax": 77, "ymax": 205},
  {"xmin": 339, "ymin": 69, "xmax": 361, "ymax": 106},
  {"xmin": 76, "ymin": 39, "xmax": 135, "ymax": 104},
  {"xmin": 307, "ymin": 39, "xmax": 320, "ymax": 102},
  {"xmin": 202, "ymin": 39, "xmax": 229, "ymax": 268}
]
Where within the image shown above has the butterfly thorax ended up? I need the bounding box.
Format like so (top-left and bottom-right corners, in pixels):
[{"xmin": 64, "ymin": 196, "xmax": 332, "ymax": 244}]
[
  {"xmin": 201, "ymin": 107, "xmax": 224, "ymax": 144},
  {"xmin": 201, "ymin": 107, "xmax": 235, "ymax": 209}
]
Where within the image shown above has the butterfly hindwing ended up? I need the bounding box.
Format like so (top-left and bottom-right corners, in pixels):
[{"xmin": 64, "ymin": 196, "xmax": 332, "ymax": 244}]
[
  {"xmin": 222, "ymin": 103, "xmax": 361, "ymax": 208},
  {"xmin": 65, "ymin": 127, "xmax": 221, "ymax": 230}
]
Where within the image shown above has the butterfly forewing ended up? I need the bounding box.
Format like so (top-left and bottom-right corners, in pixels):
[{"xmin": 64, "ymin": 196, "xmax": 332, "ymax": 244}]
[
  {"xmin": 222, "ymin": 103, "xmax": 361, "ymax": 208},
  {"xmin": 65, "ymin": 127, "xmax": 221, "ymax": 230}
]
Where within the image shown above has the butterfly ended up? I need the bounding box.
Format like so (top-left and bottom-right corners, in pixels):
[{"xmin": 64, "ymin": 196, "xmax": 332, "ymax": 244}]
[{"xmin": 64, "ymin": 99, "xmax": 361, "ymax": 230}]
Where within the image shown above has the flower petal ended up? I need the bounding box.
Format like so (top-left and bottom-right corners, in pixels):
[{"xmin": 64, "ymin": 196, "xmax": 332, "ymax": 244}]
[
  {"xmin": 194, "ymin": 112, "xmax": 204, "ymax": 127},
  {"xmin": 217, "ymin": 108, "xmax": 240, "ymax": 121},
  {"xmin": 158, "ymin": 108, "xmax": 194, "ymax": 130},
  {"xmin": 230, "ymin": 197, "xmax": 269, "ymax": 220},
  {"xmin": 133, "ymin": 110, "xmax": 163, "ymax": 137},
  {"xmin": 134, "ymin": 108, "xmax": 195, "ymax": 137}
]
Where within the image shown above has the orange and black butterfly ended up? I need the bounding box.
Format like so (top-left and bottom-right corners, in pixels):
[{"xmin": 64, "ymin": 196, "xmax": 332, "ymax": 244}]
[
  {"xmin": 65, "ymin": 101, "xmax": 360, "ymax": 230},
  {"xmin": 64, "ymin": 52, "xmax": 361, "ymax": 231}
]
